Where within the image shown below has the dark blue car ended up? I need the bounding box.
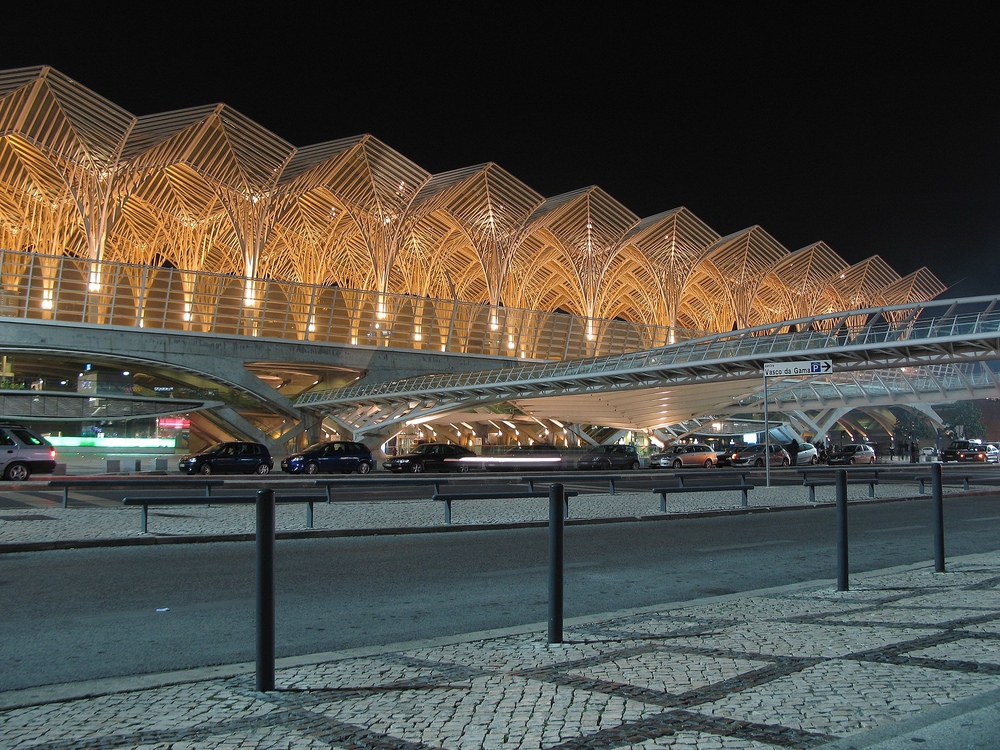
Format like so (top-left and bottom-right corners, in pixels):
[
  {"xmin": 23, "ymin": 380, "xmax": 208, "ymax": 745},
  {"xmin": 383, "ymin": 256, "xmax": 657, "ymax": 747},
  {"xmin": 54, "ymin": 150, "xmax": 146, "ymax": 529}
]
[
  {"xmin": 178, "ymin": 441, "xmax": 273, "ymax": 475},
  {"xmin": 280, "ymin": 441, "xmax": 374, "ymax": 474}
]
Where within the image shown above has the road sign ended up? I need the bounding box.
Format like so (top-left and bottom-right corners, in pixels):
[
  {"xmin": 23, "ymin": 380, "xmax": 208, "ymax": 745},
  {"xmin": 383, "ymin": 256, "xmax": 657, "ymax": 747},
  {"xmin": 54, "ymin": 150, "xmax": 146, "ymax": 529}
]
[{"xmin": 763, "ymin": 360, "xmax": 833, "ymax": 377}]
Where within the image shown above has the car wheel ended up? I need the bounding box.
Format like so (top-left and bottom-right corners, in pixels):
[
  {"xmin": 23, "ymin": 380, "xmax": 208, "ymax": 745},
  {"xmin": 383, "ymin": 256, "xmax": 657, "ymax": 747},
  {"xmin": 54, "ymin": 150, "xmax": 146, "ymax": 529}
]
[
  {"xmin": 4, "ymin": 462, "xmax": 30, "ymax": 481},
  {"xmin": 305, "ymin": 462, "xmax": 319, "ymax": 475},
  {"xmin": 782, "ymin": 458, "xmax": 789, "ymax": 466},
  {"xmin": 809, "ymin": 456, "xmax": 817, "ymax": 465},
  {"xmin": 255, "ymin": 463, "xmax": 271, "ymax": 475},
  {"xmin": 704, "ymin": 459, "xmax": 713, "ymax": 468},
  {"xmin": 755, "ymin": 459, "xmax": 764, "ymax": 467},
  {"xmin": 199, "ymin": 463, "xmax": 213, "ymax": 475},
  {"xmin": 456, "ymin": 463, "xmax": 470, "ymax": 473},
  {"xmin": 672, "ymin": 459, "xmax": 683, "ymax": 469},
  {"xmin": 357, "ymin": 462, "xmax": 372, "ymax": 474},
  {"xmin": 630, "ymin": 461, "xmax": 640, "ymax": 471},
  {"xmin": 869, "ymin": 457, "xmax": 875, "ymax": 464},
  {"xmin": 410, "ymin": 462, "xmax": 424, "ymax": 473},
  {"xmin": 849, "ymin": 458, "xmax": 856, "ymax": 464}
]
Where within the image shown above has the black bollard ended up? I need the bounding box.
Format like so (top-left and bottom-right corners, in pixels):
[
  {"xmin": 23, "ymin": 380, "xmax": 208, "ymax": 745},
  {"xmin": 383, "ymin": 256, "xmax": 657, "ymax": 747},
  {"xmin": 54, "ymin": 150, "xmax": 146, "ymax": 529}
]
[
  {"xmin": 836, "ymin": 470, "xmax": 849, "ymax": 591},
  {"xmin": 932, "ymin": 462, "xmax": 945, "ymax": 573},
  {"xmin": 256, "ymin": 488, "xmax": 276, "ymax": 692},
  {"xmin": 548, "ymin": 482, "xmax": 565, "ymax": 644}
]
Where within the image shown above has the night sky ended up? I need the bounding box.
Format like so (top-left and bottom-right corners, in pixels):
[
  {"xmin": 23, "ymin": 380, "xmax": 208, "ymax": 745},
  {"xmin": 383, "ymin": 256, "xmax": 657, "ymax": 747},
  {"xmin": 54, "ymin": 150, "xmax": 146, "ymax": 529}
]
[{"xmin": 5, "ymin": 4, "xmax": 998, "ymax": 298}]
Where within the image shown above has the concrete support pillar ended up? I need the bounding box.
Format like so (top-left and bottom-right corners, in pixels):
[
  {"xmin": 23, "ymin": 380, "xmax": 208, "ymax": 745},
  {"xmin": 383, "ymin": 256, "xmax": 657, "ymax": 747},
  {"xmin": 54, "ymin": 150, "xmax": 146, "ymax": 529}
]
[
  {"xmin": 356, "ymin": 430, "xmax": 395, "ymax": 464},
  {"xmin": 301, "ymin": 415, "xmax": 324, "ymax": 447}
]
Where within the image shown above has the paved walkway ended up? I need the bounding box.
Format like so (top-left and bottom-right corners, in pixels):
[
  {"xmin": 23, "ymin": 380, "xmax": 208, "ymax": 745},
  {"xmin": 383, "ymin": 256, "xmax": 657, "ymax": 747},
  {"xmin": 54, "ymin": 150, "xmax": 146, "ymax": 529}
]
[{"xmin": 2, "ymin": 468, "xmax": 1000, "ymax": 748}]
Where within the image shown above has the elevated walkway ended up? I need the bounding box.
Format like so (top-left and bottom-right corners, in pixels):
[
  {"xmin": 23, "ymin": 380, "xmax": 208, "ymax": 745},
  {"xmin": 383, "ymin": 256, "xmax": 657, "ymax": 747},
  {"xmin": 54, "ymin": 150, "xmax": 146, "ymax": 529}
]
[{"xmin": 295, "ymin": 296, "xmax": 1000, "ymax": 434}]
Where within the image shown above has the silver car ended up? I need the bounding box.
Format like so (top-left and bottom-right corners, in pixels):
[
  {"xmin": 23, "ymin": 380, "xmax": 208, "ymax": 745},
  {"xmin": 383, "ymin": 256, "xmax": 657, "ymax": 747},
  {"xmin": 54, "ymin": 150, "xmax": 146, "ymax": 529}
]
[
  {"xmin": 826, "ymin": 443, "xmax": 876, "ymax": 465},
  {"xmin": 0, "ymin": 423, "xmax": 58, "ymax": 481},
  {"xmin": 650, "ymin": 443, "xmax": 717, "ymax": 469},
  {"xmin": 731, "ymin": 444, "xmax": 790, "ymax": 468}
]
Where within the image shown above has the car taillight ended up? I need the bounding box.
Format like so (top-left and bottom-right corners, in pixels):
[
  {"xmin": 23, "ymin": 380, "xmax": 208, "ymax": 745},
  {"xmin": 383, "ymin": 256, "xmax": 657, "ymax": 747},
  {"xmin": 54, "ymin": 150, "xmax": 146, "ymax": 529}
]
[{"xmin": 50, "ymin": 449, "xmax": 56, "ymax": 459}]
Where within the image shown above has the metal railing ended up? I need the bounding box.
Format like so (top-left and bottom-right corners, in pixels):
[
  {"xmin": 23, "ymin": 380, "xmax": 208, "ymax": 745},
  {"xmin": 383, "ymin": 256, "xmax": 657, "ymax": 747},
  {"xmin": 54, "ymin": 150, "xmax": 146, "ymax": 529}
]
[{"xmin": 297, "ymin": 295, "xmax": 1000, "ymax": 405}]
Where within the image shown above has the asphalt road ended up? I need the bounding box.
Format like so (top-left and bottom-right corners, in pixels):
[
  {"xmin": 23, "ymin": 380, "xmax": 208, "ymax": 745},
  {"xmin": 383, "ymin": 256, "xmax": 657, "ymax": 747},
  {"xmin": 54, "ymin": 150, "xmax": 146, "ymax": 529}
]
[{"xmin": 4, "ymin": 493, "xmax": 1000, "ymax": 692}]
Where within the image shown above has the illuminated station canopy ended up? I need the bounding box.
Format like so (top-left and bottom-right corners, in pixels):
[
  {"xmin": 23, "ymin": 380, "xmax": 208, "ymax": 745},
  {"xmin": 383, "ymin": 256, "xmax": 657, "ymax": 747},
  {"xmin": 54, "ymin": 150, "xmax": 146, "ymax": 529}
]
[{"xmin": 0, "ymin": 66, "xmax": 953, "ymax": 448}]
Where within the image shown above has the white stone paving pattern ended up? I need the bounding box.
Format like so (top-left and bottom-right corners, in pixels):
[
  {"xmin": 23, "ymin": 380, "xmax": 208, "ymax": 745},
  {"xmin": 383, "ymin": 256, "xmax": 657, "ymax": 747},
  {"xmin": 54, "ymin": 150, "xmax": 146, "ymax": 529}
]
[{"xmin": 2, "ymin": 473, "xmax": 1000, "ymax": 748}]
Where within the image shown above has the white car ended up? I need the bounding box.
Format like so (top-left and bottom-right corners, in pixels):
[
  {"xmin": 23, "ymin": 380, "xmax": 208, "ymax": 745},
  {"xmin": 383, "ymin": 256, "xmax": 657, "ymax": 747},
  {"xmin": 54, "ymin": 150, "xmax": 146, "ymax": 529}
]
[{"xmin": 787, "ymin": 441, "xmax": 819, "ymax": 465}]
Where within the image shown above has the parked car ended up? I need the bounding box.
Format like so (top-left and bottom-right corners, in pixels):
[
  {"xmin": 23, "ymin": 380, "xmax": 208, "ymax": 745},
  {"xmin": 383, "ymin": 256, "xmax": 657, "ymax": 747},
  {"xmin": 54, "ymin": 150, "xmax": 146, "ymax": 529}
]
[
  {"xmin": 940, "ymin": 439, "xmax": 988, "ymax": 463},
  {"xmin": 576, "ymin": 444, "xmax": 641, "ymax": 471},
  {"xmin": 730, "ymin": 443, "xmax": 790, "ymax": 468},
  {"xmin": 0, "ymin": 423, "xmax": 57, "ymax": 481},
  {"xmin": 281, "ymin": 440, "xmax": 374, "ymax": 474},
  {"xmin": 785, "ymin": 440, "xmax": 819, "ymax": 465},
  {"xmin": 650, "ymin": 443, "xmax": 717, "ymax": 469},
  {"xmin": 826, "ymin": 443, "xmax": 876, "ymax": 465},
  {"xmin": 486, "ymin": 444, "xmax": 564, "ymax": 471},
  {"xmin": 382, "ymin": 442, "xmax": 477, "ymax": 473},
  {"xmin": 716, "ymin": 445, "xmax": 747, "ymax": 467},
  {"xmin": 179, "ymin": 441, "xmax": 273, "ymax": 475}
]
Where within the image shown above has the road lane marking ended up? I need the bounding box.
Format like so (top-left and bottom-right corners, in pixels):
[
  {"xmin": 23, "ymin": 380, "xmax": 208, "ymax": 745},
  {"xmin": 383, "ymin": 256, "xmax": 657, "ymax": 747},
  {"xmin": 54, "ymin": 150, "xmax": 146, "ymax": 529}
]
[
  {"xmin": 696, "ymin": 541, "xmax": 790, "ymax": 552},
  {"xmin": 862, "ymin": 525, "xmax": 925, "ymax": 532}
]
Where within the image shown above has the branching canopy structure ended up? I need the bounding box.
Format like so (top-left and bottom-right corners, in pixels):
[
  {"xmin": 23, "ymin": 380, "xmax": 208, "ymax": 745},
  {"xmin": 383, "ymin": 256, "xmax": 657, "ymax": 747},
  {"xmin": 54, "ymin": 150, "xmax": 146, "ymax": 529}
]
[{"xmin": 0, "ymin": 66, "xmax": 947, "ymax": 341}]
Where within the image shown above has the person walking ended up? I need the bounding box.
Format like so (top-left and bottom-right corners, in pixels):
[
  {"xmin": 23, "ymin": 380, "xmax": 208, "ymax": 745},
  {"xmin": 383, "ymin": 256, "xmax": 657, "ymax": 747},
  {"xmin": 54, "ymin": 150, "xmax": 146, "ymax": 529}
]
[{"xmin": 910, "ymin": 441, "xmax": 919, "ymax": 463}]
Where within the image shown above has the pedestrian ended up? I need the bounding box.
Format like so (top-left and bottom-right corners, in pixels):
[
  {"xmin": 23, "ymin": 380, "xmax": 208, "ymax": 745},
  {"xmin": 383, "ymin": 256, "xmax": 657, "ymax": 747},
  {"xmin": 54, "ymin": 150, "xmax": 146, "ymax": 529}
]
[
  {"xmin": 786, "ymin": 440, "xmax": 799, "ymax": 465},
  {"xmin": 910, "ymin": 441, "xmax": 919, "ymax": 463},
  {"xmin": 815, "ymin": 442, "xmax": 826, "ymax": 462},
  {"xmin": 888, "ymin": 443, "xmax": 895, "ymax": 461}
]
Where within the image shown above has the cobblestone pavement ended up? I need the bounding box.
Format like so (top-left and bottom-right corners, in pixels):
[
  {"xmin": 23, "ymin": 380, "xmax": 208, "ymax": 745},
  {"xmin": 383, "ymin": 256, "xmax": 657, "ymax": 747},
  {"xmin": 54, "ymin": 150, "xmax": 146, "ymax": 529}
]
[{"xmin": 2, "ymin": 467, "xmax": 1000, "ymax": 749}]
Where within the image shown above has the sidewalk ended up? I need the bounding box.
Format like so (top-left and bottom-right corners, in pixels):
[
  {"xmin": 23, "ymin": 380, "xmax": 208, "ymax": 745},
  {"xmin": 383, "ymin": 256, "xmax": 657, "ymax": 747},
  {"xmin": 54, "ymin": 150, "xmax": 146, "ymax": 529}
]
[{"xmin": 2, "ymin": 474, "xmax": 1000, "ymax": 748}]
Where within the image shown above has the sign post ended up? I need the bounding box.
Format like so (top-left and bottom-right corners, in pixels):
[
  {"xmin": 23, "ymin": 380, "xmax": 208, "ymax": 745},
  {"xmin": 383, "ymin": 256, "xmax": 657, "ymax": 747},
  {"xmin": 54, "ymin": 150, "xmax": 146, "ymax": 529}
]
[{"xmin": 761, "ymin": 361, "xmax": 834, "ymax": 487}]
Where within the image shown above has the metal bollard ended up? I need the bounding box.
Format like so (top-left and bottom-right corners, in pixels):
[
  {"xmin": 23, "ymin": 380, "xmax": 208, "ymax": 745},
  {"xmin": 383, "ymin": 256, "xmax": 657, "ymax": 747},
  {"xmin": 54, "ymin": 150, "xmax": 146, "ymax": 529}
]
[
  {"xmin": 256, "ymin": 488, "xmax": 276, "ymax": 692},
  {"xmin": 836, "ymin": 470, "xmax": 848, "ymax": 591},
  {"xmin": 932, "ymin": 462, "xmax": 945, "ymax": 573},
  {"xmin": 548, "ymin": 483, "xmax": 565, "ymax": 645}
]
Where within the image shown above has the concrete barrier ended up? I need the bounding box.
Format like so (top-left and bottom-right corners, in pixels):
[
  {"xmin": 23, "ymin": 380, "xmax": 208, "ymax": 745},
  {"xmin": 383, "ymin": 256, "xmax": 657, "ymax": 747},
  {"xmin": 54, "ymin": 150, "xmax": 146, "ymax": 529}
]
[{"xmin": 105, "ymin": 458, "xmax": 143, "ymax": 473}]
